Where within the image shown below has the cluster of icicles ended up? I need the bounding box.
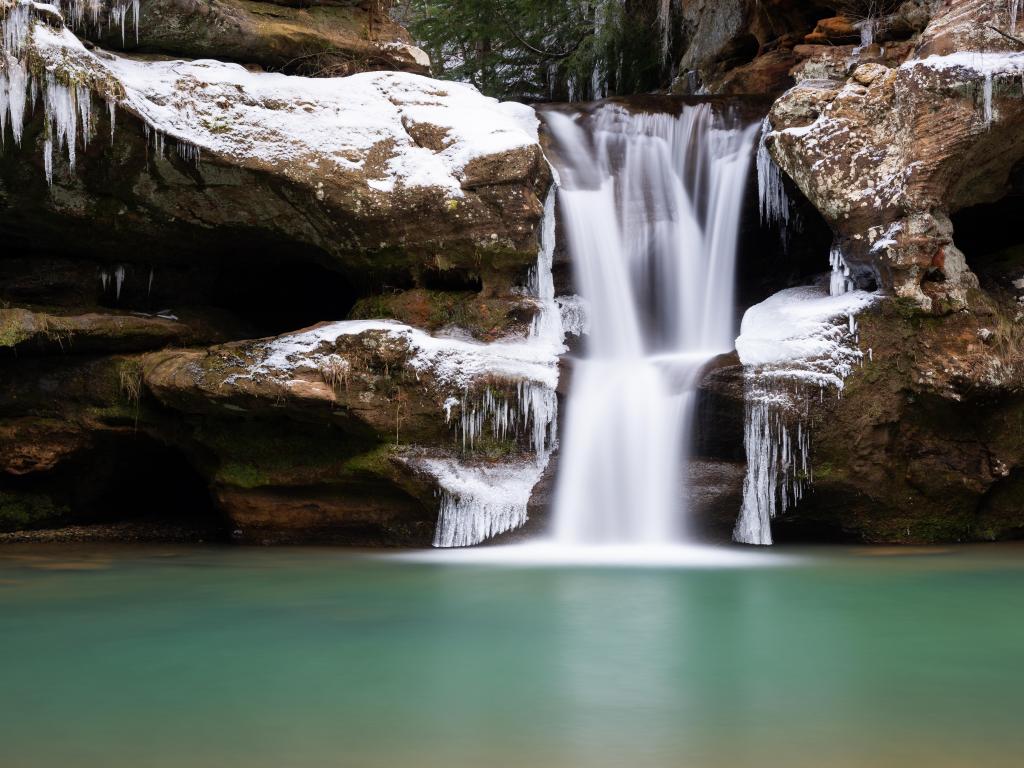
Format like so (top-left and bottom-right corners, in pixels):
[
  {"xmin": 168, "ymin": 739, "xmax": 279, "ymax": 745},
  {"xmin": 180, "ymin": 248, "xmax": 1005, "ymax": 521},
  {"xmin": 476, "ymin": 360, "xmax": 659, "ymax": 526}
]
[
  {"xmin": 733, "ymin": 385, "xmax": 812, "ymax": 547},
  {"xmin": 449, "ymin": 382, "xmax": 558, "ymax": 457},
  {"xmin": 0, "ymin": 2, "xmax": 198, "ymax": 185},
  {"xmin": 431, "ymin": 190, "xmax": 565, "ymax": 548},
  {"xmin": 738, "ymin": 120, "xmax": 865, "ymax": 545},
  {"xmin": 59, "ymin": 0, "xmax": 141, "ymax": 45},
  {"xmin": 732, "ymin": 242, "xmax": 867, "ymax": 545}
]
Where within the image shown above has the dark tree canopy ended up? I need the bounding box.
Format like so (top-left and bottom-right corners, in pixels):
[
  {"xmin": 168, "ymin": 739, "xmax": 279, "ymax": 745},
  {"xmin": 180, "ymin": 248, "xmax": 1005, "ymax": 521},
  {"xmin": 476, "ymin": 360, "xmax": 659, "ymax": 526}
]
[{"xmin": 396, "ymin": 0, "xmax": 682, "ymax": 102}]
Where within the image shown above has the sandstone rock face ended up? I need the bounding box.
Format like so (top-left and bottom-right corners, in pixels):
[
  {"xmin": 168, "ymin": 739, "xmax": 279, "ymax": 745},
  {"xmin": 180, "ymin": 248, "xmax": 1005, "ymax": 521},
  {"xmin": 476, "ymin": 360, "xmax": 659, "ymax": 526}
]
[
  {"xmin": 716, "ymin": 0, "xmax": 1024, "ymax": 544},
  {"xmin": 777, "ymin": 300, "xmax": 1024, "ymax": 543},
  {"xmin": 766, "ymin": 0, "xmax": 1024, "ymax": 311},
  {"xmin": 0, "ymin": 1, "xmax": 562, "ymax": 544},
  {"xmin": 3, "ymin": 8, "xmax": 549, "ymax": 293},
  {"xmin": 671, "ymin": 0, "xmax": 829, "ymax": 96}
]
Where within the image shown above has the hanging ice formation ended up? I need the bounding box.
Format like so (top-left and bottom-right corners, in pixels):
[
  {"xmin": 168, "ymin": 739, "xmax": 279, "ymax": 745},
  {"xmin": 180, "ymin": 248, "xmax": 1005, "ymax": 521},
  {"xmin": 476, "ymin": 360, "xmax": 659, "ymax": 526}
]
[
  {"xmin": 656, "ymin": 0, "xmax": 676, "ymax": 60},
  {"xmin": 855, "ymin": 18, "xmax": 875, "ymax": 51},
  {"xmin": 57, "ymin": 1, "xmax": 141, "ymax": 44},
  {"xmin": 732, "ymin": 382, "xmax": 811, "ymax": 547},
  {"xmin": 829, "ymin": 244, "xmax": 856, "ymax": 297},
  {"xmin": 732, "ymin": 261, "xmax": 879, "ymax": 545},
  {"xmin": 0, "ymin": 3, "xmax": 199, "ymax": 185},
  {"xmin": 430, "ymin": 187, "xmax": 567, "ymax": 548},
  {"xmin": 756, "ymin": 117, "xmax": 791, "ymax": 246},
  {"xmin": 1011, "ymin": 0, "xmax": 1020, "ymax": 36}
]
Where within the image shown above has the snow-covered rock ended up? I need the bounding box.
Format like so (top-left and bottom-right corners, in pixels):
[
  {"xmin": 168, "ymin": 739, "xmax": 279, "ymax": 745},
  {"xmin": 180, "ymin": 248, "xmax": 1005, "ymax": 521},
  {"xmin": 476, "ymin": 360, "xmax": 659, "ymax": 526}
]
[
  {"xmin": 765, "ymin": 0, "xmax": 1024, "ymax": 312},
  {"xmin": 0, "ymin": 3, "xmax": 550, "ymax": 287}
]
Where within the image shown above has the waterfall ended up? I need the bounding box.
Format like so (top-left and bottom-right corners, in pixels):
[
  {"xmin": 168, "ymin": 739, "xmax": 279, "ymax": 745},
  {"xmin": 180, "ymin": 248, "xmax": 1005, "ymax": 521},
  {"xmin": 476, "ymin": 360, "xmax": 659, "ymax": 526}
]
[{"xmin": 543, "ymin": 103, "xmax": 758, "ymax": 546}]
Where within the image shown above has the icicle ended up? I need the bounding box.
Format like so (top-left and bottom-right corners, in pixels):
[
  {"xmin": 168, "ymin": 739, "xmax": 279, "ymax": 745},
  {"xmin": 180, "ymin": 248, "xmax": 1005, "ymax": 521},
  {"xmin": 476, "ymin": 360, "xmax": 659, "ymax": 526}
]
[
  {"xmin": 829, "ymin": 245, "xmax": 855, "ymax": 297},
  {"xmin": 77, "ymin": 85, "xmax": 92, "ymax": 149},
  {"xmin": 114, "ymin": 265, "xmax": 125, "ymax": 300},
  {"xmin": 1, "ymin": 54, "xmax": 29, "ymax": 147},
  {"xmin": 656, "ymin": 0, "xmax": 673, "ymax": 60},
  {"xmin": 983, "ymin": 71, "xmax": 994, "ymax": 128},
  {"xmin": 852, "ymin": 17, "xmax": 876, "ymax": 57},
  {"xmin": 147, "ymin": 267, "xmax": 153, "ymax": 298},
  {"xmin": 106, "ymin": 97, "xmax": 116, "ymax": 144},
  {"xmin": 1011, "ymin": 0, "xmax": 1021, "ymax": 36},
  {"xmin": 756, "ymin": 118, "xmax": 790, "ymax": 246},
  {"xmin": 43, "ymin": 136, "xmax": 53, "ymax": 185}
]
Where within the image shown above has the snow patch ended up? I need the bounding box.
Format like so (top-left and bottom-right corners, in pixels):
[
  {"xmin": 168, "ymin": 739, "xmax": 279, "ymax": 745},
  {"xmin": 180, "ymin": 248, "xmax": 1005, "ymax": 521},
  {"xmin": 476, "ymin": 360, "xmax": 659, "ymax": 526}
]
[
  {"xmin": 736, "ymin": 284, "xmax": 878, "ymax": 389},
  {"xmin": 733, "ymin": 282, "xmax": 879, "ymax": 546}
]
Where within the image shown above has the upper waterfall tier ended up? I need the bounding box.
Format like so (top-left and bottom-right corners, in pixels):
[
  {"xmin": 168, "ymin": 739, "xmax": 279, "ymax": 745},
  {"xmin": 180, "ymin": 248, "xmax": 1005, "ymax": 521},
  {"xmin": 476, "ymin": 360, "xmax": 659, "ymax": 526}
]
[{"xmin": 542, "ymin": 102, "xmax": 758, "ymax": 546}]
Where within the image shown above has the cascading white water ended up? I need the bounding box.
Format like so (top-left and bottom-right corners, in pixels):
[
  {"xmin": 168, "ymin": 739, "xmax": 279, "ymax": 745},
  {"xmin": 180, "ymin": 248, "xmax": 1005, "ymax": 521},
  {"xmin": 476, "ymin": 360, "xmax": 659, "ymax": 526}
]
[{"xmin": 544, "ymin": 103, "xmax": 758, "ymax": 546}]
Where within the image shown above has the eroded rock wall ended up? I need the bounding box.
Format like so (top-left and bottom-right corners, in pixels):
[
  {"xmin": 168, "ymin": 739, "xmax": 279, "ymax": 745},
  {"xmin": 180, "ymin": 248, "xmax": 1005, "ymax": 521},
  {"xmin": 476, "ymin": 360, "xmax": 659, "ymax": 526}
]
[{"xmin": 0, "ymin": 1, "xmax": 561, "ymax": 544}]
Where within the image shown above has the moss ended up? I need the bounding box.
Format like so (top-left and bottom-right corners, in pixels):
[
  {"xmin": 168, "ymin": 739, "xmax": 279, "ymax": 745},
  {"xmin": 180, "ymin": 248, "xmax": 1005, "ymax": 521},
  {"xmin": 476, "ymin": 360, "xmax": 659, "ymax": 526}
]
[
  {"xmin": 216, "ymin": 462, "xmax": 271, "ymax": 489},
  {"xmin": 0, "ymin": 312, "xmax": 32, "ymax": 348},
  {"xmin": 341, "ymin": 443, "xmax": 397, "ymax": 475},
  {"xmin": 202, "ymin": 421, "xmax": 389, "ymax": 489},
  {"xmin": 349, "ymin": 288, "xmax": 532, "ymax": 341},
  {"xmin": 0, "ymin": 492, "xmax": 68, "ymax": 532}
]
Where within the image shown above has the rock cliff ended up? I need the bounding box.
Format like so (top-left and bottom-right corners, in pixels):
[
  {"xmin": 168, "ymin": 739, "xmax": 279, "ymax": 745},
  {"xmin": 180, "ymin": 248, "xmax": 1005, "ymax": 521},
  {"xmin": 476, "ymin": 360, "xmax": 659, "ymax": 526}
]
[
  {"xmin": 693, "ymin": 0, "xmax": 1024, "ymax": 544},
  {"xmin": 0, "ymin": 0, "xmax": 562, "ymax": 544}
]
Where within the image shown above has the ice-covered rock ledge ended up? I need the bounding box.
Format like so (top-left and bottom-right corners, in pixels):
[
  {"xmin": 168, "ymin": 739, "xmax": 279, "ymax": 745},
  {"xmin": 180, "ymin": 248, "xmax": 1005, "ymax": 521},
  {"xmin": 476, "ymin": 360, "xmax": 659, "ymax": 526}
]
[
  {"xmin": 140, "ymin": 188, "xmax": 567, "ymax": 548},
  {"xmin": 142, "ymin": 317, "xmax": 564, "ymax": 548},
  {"xmin": 0, "ymin": 2, "xmax": 550, "ymax": 282},
  {"xmin": 3, "ymin": 6, "xmax": 538, "ymax": 195},
  {"xmin": 732, "ymin": 280, "xmax": 879, "ymax": 546}
]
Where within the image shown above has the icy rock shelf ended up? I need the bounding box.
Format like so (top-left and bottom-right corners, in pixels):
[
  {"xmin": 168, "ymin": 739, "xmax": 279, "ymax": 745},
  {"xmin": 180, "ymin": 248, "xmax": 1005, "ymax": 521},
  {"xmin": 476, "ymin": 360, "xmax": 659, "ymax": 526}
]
[
  {"xmin": 900, "ymin": 51, "xmax": 1024, "ymax": 130},
  {"xmin": 1, "ymin": 2, "xmax": 539, "ymax": 194},
  {"xmin": 243, "ymin": 187, "xmax": 566, "ymax": 549},
  {"xmin": 732, "ymin": 273, "xmax": 879, "ymax": 546}
]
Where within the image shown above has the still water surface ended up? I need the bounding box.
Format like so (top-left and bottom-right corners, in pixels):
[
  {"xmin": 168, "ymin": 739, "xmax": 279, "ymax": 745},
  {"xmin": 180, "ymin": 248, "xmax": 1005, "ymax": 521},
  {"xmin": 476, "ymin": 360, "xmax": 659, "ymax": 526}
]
[{"xmin": 2, "ymin": 543, "xmax": 1022, "ymax": 767}]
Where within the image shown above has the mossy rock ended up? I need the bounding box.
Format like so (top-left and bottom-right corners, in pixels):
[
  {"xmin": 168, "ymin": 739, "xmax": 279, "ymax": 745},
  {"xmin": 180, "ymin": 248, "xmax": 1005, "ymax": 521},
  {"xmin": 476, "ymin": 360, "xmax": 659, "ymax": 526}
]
[
  {"xmin": 349, "ymin": 288, "xmax": 537, "ymax": 341},
  {"xmin": 0, "ymin": 491, "xmax": 69, "ymax": 532}
]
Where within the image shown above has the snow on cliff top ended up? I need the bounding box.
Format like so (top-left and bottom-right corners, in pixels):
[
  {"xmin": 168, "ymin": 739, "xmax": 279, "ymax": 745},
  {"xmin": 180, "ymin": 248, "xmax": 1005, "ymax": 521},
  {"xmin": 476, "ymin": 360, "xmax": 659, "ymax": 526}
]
[
  {"xmin": 902, "ymin": 51, "xmax": 1024, "ymax": 76},
  {"xmin": 736, "ymin": 285, "xmax": 878, "ymax": 389},
  {"xmin": 29, "ymin": 18, "xmax": 539, "ymax": 196}
]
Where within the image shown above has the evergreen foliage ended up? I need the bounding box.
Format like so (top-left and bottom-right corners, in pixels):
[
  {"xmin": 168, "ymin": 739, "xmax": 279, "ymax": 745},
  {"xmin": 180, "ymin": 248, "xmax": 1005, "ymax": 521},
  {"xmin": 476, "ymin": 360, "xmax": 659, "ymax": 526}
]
[{"xmin": 395, "ymin": 0, "xmax": 681, "ymax": 102}]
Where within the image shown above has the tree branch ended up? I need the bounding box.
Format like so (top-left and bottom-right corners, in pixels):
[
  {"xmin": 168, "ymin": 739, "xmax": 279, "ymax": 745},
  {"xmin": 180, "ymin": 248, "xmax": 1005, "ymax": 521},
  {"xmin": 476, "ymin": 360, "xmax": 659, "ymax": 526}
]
[
  {"xmin": 492, "ymin": 4, "xmax": 589, "ymax": 60},
  {"xmin": 986, "ymin": 24, "xmax": 1024, "ymax": 49}
]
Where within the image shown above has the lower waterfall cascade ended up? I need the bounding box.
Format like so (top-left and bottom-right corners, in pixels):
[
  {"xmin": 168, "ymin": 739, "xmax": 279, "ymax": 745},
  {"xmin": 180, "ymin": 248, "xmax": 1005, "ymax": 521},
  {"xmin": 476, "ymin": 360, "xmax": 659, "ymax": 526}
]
[{"xmin": 543, "ymin": 103, "xmax": 759, "ymax": 546}]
